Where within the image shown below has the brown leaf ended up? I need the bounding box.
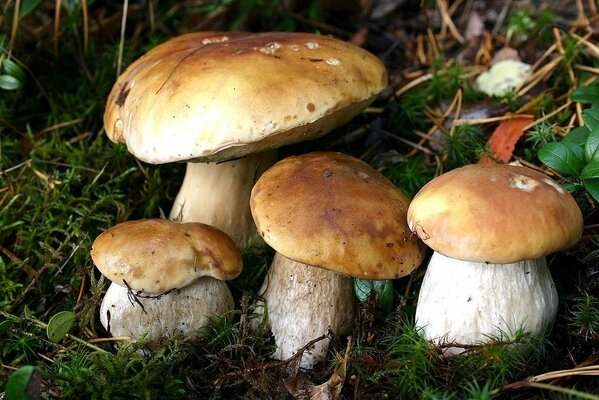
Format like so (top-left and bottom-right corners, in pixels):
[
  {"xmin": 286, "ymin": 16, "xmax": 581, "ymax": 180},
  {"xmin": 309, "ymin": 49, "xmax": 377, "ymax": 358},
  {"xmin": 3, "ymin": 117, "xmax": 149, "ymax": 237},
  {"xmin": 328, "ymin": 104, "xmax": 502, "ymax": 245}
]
[
  {"xmin": 285, "ymin": 338, "xmax": 352, "ymax": 400},
  {"xmin": 479, "ymin": 116, "xmax": 534, "ymax": 164}
]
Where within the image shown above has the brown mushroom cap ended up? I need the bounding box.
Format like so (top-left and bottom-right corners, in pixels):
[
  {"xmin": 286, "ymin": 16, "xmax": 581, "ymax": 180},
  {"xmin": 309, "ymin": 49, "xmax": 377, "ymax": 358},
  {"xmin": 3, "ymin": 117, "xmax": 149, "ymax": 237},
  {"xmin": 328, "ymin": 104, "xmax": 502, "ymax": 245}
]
[
  {"xmin": 91, "ymin": 219, "xmax": 243, "ymax": 293},
  {"xmin": 250, "ymin": 152, "xmax": 425, "ymax": 279},
  {"xmin": 407, "ymin": 164, "xmax": 583, "ymax": 263},
  {"xmin": 104, "ymin": 31, "xmax": 387, "ymax": 164}
]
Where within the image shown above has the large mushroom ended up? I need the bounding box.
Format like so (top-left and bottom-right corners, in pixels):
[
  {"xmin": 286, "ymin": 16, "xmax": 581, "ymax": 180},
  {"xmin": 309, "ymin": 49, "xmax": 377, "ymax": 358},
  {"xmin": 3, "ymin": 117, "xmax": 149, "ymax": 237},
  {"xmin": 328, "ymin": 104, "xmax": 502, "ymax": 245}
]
[
  {"xmin": 407, "ymin": 164, "xmax": 583, "ymax": 354},
  {"xmin": 91, "ymin": 219, "xmax": 242, "ymax": 343},
  {"xmin": 103, "ymin": 31, "xmax": 387, "ymax": 246},
  {"xmin": 250, "ymin": 152, "xmax": 425, "ymax": 368}
]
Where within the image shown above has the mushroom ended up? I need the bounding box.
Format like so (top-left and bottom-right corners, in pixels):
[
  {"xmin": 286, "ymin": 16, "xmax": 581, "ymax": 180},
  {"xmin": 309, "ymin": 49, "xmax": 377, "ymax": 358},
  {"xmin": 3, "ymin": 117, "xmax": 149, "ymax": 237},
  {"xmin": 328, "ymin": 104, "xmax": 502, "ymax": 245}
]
[
  {"xmin": 407, "ymin": 164, "xmax": 583, "ymax": 354},
  {"xmin": 90, "ymin": 219, "xmax": 243, "ymax": 343},
  {"xmin": 250, "ymin": 152, "xmax": 425, "ymax": 368},
  {"xmin": 103, "ymin": 31, "xmax": 388, "ymax": 246}
]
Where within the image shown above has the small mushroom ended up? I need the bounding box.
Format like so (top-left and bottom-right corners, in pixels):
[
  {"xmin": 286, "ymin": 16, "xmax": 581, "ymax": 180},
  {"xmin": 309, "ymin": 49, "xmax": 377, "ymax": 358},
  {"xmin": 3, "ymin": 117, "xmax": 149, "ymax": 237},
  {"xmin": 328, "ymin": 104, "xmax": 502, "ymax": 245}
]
[
  {"xmin": 91, "ymin": 219, "xmax": 243, "ymax": 343},
  {"xmin": 103, "ymin": 31, "xmax": 387, "ymax": 246},
  {"xmin": 250, "ymin": 152, "xmax": 425, "ymax": 368},
  {"xmin": 407, "ymin": 164, "xmax": 583, "ymax": 354}
]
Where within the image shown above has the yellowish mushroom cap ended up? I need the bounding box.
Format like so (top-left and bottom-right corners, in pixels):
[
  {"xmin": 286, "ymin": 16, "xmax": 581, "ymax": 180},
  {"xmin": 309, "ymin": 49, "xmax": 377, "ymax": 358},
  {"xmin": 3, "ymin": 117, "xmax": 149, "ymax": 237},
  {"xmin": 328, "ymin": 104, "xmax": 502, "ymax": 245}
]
[
  {"xmin": 104, "ymin": 31, "xmax": 388, "ymax": 164},
  {"xmin": 407, "ymin": 164, "xmax": 583, "ymax": 263},
  {"xmin": 250, "ymin": 152, "xmax": 425, "ymax": 279},
  {"xmin": 91, "ymin": 219, "xmax": 243, "ymax": 293}
]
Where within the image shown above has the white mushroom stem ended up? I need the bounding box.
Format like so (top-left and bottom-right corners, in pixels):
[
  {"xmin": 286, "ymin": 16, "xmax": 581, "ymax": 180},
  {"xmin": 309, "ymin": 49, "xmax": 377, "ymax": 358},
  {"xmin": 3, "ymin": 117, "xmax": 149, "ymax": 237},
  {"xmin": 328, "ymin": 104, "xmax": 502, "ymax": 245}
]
[
  {"xmin": 253, "ymin": 253, "xmax": 356, "ymax": 369},
  {"xmin": 100, "ymin": 277, "xmax": 233, "ymax": 343},
  {"xmin": 415, "ymin": 251, "xmax": 558, "ymax": 355},
  {"xmin": 169, "ymin": 151, "xmax": 277, "ymax": 247}
]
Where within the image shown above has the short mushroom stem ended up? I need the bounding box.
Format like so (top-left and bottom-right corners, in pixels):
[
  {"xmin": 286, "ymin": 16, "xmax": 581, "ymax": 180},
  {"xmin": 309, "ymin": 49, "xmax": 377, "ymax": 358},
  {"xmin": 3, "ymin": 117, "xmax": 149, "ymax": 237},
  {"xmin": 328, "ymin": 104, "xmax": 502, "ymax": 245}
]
[
  {"xmin": 170, "ymin": 150, "xmax": 277, "ymax": 247},
  {"xmin": 254, "ymin": 253, "xmax": 356, "ymax": 369},
  {"xmin": 415, "ymin": 251, "xmax": 558, "ymax": 355},
  {"xmin": 100, "ymin": 277, "xmax": 234, "ymax": 343}
]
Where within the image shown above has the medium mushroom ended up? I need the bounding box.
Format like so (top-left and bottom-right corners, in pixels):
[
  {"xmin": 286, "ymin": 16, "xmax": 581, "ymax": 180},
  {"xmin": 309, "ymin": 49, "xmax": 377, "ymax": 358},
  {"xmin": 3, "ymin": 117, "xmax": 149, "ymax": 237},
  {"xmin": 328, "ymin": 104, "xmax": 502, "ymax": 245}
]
[
  {"xmin": 90, "ymin": 219, "xmax": 243, "ymax": 343},
  {"xmin": 103, "ymin": 31, "xmax": 387, "ymax": 246},
  {"xmin": 250, "ymin": 152, "xmax": 425, "ymax": 368},
  {"xmin": 407, "ymin": 164, "xmax": 583, "ymax": 354}
]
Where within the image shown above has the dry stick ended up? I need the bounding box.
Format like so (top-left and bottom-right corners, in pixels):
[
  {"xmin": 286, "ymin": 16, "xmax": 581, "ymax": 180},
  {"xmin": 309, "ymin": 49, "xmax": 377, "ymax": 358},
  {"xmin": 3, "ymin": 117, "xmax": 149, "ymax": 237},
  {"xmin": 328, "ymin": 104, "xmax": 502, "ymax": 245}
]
[
  {"xmin": 553, "ymin": 28, "xmax": 576, "ymax": 85},
  {"xmin": 416, "ymin": 34, "xmax": 427, "ymax": 65},
  {"xmin": 436, "ymin": 0, "xmax": 464, "ymax": 43},
  {"xmin": 518, "ymin": 57, "xmax": 562, "ymax": 97},
  {"xmin": 427, "ymin": 28, "xmax": 440, "ymax": 60},
  {"xmin": 530, "ymin": 365, "xmax": 599, "ymax": 382},
  {"xmin": 76, "ymin": 275, "xmax": 86, "ymax": 307},
  {"xmin": 116, "ymin": 0, "xmax": 129, "ymax": 77},
  {"xmin": 492, "ymin": 0, "xmax": 512, "ymax": 35},
  {"xmin": 569, "ymin": 32, "xmax": 599, "ymax": 59},
  {"xmin": 396, "ymin": 73, "xmax": 433, "ymax": 97},
  {"xmin": 522, "ymin": 101, "xmax": 573, "ymax": 131},
  {"xmin": 81, "ymin": 0, "xmax": 89, "ymax": 54},
  {"xmin": 529, "ymin": 43, "xmax": 558, "ymax": 73},
  {"xmin": 36, "ymin": 118, "xmax": 85, "ymax": 137},
  {"xmin": 576, "ymin": 64, "xmax": 599, "ymax": 74},
  {"xmin": 9, "ymin": 0, "xmax": 20, "ymax": 57},
  {"xmin": 54, "ymin": 0, "xmax": 61, "ymax": 57},
  {"xmin": 383, "ymin": 131, "xmax": 434, "ymax": 155},
  {"xmin": 88, "ymin": 336, "xmax": 132, "ymax": 343},
  {"xmin": 447, "ymin": 87, "xmax": 463, "ymax": 137}
]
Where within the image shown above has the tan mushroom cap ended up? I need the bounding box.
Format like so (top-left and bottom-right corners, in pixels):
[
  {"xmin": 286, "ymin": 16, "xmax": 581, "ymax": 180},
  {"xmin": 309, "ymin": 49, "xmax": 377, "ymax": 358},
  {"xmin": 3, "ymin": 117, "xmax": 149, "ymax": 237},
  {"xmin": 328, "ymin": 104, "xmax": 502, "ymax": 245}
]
[
  {"xmin": 104, "ymin": 31, "xmax": 387, "ymax": 164},
  {"xmin": 407, "ymin": 164, "xmax": 583, "ymax": 264},
  {"xmin": 91, "ymin": 219, "xmax": 243, "ymax": 293},
  {"xmin": 250, "ymin": 152, "xmax": 425, "ymax": 279}
]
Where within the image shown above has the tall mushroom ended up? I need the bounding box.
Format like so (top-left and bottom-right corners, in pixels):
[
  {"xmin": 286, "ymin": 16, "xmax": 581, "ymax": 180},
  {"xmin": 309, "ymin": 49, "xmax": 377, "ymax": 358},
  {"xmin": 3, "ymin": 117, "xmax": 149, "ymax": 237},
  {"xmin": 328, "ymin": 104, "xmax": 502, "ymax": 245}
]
[
  {"xmin": 250, "ymin": 152, "xmax": 425, "ymax": 368},
  {"xmin": 91, "ymin": 219, "xmax": 242, "ymax": 343},
  {"xmin": 103, "ymin": 31, "xmax": 387, "ymax": 246},
  {"xmin": 407, "ymin": 164, "xmax": 583, "ymax": 354}
]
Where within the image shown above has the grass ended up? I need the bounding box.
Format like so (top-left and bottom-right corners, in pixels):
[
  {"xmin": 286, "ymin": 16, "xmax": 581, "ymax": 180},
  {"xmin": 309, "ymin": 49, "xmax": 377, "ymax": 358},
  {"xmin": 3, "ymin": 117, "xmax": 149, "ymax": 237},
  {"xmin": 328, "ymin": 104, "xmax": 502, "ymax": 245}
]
[{"xmin": 2, "ymin": 0, "xmax": 599, "ymax": 399}]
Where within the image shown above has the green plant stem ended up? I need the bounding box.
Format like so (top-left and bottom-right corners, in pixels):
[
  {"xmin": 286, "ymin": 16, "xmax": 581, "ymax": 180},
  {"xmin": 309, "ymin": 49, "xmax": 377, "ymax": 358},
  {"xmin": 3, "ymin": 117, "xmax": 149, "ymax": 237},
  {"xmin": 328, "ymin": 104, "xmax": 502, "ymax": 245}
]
[{"xmin": 527, "ymin": 382, "xmax": 599, "ymax": 400}]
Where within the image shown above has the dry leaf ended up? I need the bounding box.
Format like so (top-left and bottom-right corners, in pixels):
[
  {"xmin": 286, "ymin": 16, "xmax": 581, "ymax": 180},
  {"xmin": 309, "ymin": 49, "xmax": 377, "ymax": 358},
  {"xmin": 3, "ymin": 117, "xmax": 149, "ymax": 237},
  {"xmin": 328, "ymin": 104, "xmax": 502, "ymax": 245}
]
[
  {"xmin": 479, "ymin": 116, "xmax": 534, "ymax": 164},
  {"xmin": 285, "ymin": 338, "xmax": 352, "ymax": 400}
]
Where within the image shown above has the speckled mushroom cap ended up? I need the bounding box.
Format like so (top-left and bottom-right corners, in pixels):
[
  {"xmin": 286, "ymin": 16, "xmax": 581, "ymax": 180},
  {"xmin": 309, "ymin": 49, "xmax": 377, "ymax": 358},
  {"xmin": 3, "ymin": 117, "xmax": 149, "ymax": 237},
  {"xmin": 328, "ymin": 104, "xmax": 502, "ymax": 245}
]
[
  {"xmin": 104, "ymin": 31, "xmax": 388, "ymax": 164},
  {"xmin": 250, "ymin": 152, "xmax": 425, "ymax": 279},
  {"xmin": 407, "ymin": 164, "xmax": 583, "ymax": 264},
  {"xmin": 91, "ymin": 219, "xmax": 243, "ymax": 293}
]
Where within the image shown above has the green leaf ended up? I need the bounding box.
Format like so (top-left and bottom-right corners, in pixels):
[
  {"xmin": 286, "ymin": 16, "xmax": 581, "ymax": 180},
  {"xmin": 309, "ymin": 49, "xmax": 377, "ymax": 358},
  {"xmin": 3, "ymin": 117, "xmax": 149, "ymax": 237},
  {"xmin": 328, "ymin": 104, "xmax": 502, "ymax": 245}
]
[
  {"xmin": 538, "ymin": 141, "xmax": 585, "ymax": 176},
  {"xmin": 583, "ymin": 108, "xmax": 599, "ymax": 132},
  {"xmin": 571, "ymin": 85, "xmax": 599, "ymax": 104},
  {"xmin": 586, "ymin": 129, "xmax": 599, "ymax": 162},
  {"xmin": 353, "ymin": 279, "xmax": 394, "ymax": 315},
  {"xmin": 0, "ymin": 319, "xmax": 13, "ymax": 335},
  {"xmin": 564, "ymin": 126, "xmax": 590, "ymax": 146},
  {"xmin": 582, "ymin": 162, "xmax": 599, "ymax": 202},
  {"xmin": 581, "ymin": 161, "xmax": 599, "ymax": 180},
  {"xmin": 5, "ymin": 365, "xmax": 41, "ymax": 400},
  {"xmin": 0, "ymin": 74, "xmax": 21, "ymax": 90},
  {"xmin": 2, "ymin": 59, "xmax": 25, "ymax": 81},
  {"xmin": 46, "ymin": 311, "xmax": 76, "ymax": 343},
  {"xmin": 18, "ymin": 0, "xmax": 43, "ymax": 19},
  {"xmin": 582, "ymin": 178, "xmax": 599, "ymax": 203}
]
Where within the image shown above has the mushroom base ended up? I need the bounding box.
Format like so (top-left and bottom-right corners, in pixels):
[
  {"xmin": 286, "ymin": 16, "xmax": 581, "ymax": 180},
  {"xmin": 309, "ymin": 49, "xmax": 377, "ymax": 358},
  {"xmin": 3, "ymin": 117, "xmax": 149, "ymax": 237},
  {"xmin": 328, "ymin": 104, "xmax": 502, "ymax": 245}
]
[
  {"xmin": 100, "ymin": 277, "xmax": 234, "ymax": 343},
  {"xmin": 170, "ymin": 150, "xmax": 277, "ymax": 247},
  {"xmin": 253, "ymin": 253, "xmax": 356, "ymax": 369},
  {"xmin": 415, "ymin": 251, "xmax": 558, "ymax": 355}
]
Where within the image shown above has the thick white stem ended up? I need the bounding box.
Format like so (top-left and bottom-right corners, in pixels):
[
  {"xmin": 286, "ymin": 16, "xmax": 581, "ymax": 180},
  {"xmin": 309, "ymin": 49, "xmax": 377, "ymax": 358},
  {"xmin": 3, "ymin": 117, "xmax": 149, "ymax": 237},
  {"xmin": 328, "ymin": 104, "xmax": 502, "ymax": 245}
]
[
  {"xmin": 169, "ymin": 151, "xmax": 276, "ymax": 246},
  {"xmin": 100, "ymin": 277, "xmax": 233, "ymax": 342},
  {"xmin": 415, "ymin": 251, "xmax": 558, "ymax": 355},
  {"xmin": 254, "ymin": 253, "xmax": 356, "ymax": 369}
]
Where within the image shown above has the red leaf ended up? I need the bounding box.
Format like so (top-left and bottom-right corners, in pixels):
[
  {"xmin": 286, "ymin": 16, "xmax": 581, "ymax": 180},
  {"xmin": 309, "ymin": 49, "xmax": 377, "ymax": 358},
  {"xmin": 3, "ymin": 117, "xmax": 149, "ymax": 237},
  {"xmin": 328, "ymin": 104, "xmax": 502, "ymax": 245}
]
[{"xmin": 478, "ymin": 116, "xmax": 534, "ymax": 164}]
